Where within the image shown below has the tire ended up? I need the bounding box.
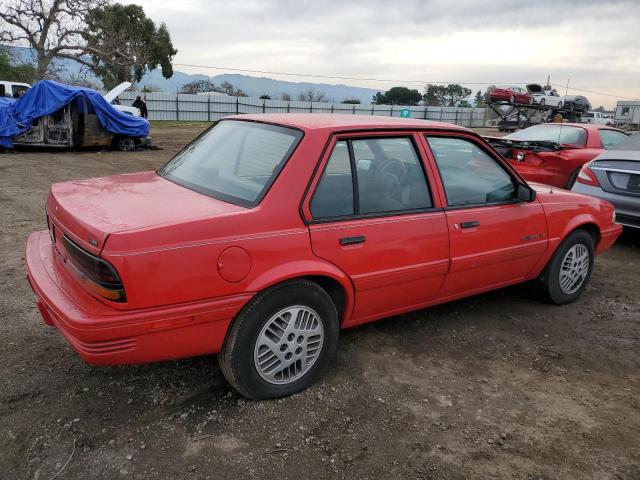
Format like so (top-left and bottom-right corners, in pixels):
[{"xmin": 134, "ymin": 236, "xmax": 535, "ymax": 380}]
[
  {"xmin": 536, "ymin": 230, "xmax": 594, "ymax": 305},
  {"xmin": 116, "ymin": 136, "xmax": 136, "ymax": 151},
  {"xmin": 557, "ymin": 101, "xmax": 563, "ymax": 110},
  {"xmin": 539, "ymin": 98, "xmax": 545, "ymax": 107},
  {"xmin": 218, "ymin": 279, "xmax": 339, "ymax": 400},
  {"xmin": 528, "ymin": 97, "xmax": 534, "ymax": 105}
]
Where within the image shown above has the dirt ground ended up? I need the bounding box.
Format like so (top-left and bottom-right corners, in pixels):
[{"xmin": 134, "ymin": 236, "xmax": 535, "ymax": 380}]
[{"xmin": 1, "ymin": 122, "xmax": 639, "ymax": 480}]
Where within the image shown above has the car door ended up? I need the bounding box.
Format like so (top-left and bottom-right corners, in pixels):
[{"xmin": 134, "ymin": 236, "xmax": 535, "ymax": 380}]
[
  {"xmin": 303, "ymin": 133, "xmax": 450, "ymax": 327},
  {"xmin": 422, "ymin": 134, "xmax": 548, "ymax": 300}
]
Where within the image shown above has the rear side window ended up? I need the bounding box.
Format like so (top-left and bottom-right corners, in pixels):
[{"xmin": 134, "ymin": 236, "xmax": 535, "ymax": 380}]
[
  {"xmin": 310, "ymin": 137, "xmax": 432, "ymax": 219},
  {"xmin": 427, "ymin": 136, "xmax": 515, "ymax": 207},
  {"xmin": 599, "ymin": 130, "xmax": 628, "ymax": 150}
]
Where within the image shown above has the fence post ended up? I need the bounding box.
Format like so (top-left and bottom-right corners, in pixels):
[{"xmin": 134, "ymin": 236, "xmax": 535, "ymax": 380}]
[
  {"xmin": 287, "ymin": 102, "xmax": 290, "ymax": 113},
  {"xmin": 423, "ymin": 107, "xmax": 428, "ymax": 120},
  {"xmin": 455, "ymin": 107, "xmax": 459, "ymax": 125},
  {"xmin": 470, "ymin": 108, "xmax": 475, "ymax": 127},
  {"xmin": 390, "ymin": 106, "xmax": 393, "ymax": 117},
  {"xmin": 236, "ymin": 96, "xmax": 239, "ymax": 115},
  {"xmin": 310, "ymin": 102, "xmax": 313, "ymax": 113},
  {"xmin": 353, "ymin": 105, "xmax": 356, "ymax": 115},
  {"xmin": 439, "ymin": 107, "xmax": 444, "ymax": 121},
  {"xmin": 207, "ymin": 96, "xmax": 211, "ymax": 122},
  {"xmin": 262, "ymin": 99, "xmax": 266, "ymax": 113},
  {"xmin": 371, "ymin": 105, "xmax": 374, "ymax": 115},
  {"xmin": 176, "ymin": 94, "xmax": 179, "ymax": 121}
]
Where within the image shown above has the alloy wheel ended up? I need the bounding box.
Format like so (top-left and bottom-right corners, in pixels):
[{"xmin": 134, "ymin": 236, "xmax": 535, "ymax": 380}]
[
  {"xmin": 254, "ymin": 306, "xmax": 324, "ymax": 384},
  {"xmin": 559, "ymin": 244, "xmax": 590, "ymax": 294}
]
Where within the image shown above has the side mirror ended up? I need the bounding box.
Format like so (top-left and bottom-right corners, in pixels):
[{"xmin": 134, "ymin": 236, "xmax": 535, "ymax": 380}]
[{"xmin": 517, "ymin": 183, "xmax": 536, "ymax": 202}]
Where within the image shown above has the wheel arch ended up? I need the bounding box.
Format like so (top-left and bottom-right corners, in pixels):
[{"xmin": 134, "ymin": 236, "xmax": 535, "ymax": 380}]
[
  {"xmin": 244, "ymin": 261, "xmax": 355, "ymax": 326},
  {"xmin": 561, "ymin": 218, "xmax": 601, "ymax": 249}
]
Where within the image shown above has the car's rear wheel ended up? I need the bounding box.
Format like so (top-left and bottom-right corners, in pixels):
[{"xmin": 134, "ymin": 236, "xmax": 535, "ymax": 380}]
[
  {"xmin": 557, "ymin": 101, "xmax": 563, "ymax": 109},
  {"xmin": 536, "ymin": 230, "xmax": 594, "ymax": 305},
  {"xmin": 218, "ymin": 280, "xmax": 339, "ymax": 400},
  {"xmin": 528, "ymin": 97, "xmax": 534, "ymax": 105}
]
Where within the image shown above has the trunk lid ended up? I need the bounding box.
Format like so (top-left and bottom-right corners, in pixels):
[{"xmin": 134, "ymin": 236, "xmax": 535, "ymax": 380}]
[
  {"xmin": 47, "ymin": 171, "xmax": 245, "ymax": 255},
  {"xmin": 526, "ymin": 83, "xmax": 543, "ymax": 94},
  {"xmin": 590, "ymin": 154, "xmax": 640, "ymax": 197}
]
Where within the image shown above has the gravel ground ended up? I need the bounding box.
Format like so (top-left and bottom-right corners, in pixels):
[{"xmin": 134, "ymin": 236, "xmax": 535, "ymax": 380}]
[{"xmin": 1, "ymin": 123, "xmax": 639, "ymax": 480}]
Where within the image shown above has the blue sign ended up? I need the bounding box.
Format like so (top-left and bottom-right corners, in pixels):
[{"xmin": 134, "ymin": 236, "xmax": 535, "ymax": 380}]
[{"xmin": 399, "ymin": 108, "xmax": 411, "ymax": 118}]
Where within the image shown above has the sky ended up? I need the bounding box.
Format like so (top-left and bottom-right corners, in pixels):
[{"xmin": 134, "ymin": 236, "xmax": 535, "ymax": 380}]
[{"xmin": 135, "ymin": 0, "xmax": 640, "ymax": 108}]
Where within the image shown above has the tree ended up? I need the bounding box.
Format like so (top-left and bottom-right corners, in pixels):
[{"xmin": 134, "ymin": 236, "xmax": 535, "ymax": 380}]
[
  {"xmin": 280, "ymin": 92, "xmax": 291, "ymax": 101},
  {"xmin": 0, "ymin": 0, "xmax": 107, "ymax": 80},
  {"xmin": 179, "ymin": 80, "xmax": 216, "ymax": 94},
  {"xmin": 423, "ymin": 84, "xmax": 472, "ymax": 107},
  {"xmin": 342, "ymin": 98, "xmax": 361, "ymax": 104},
  {"xmin": 0, "ymin": 50, "xmax": 35, "ymax": 83},
  {"xmin": 259, "ymin": 94, "xmax": 271, "ymax": 100},
  {"xmin": 375, "ymin": 87, "xmax": 422, "ymax": 105},
  {"xmin": 473, "ymin": 90, "xmax": 485, "ymax": 107},
  {"xmin": 483, "ymin": 85, "xmax": 496, "ymax": 104},
  {"xmin": 297, "ymin": 88, "xmax": 327, "ymax": 102},
  {"xmin": 83, "ymin": 3, "xmax": 177, "ymax": 89},
  {"xmin": 458, "ymin": 100, "xmax": 472, "ymax": 108}
]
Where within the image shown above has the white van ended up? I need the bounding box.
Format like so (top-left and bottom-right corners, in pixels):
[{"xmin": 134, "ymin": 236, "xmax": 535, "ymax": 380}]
[
  {"xmin": 0, "ymin": 81, "xmax": 30, "ymax": 99},
  {"xmin": 581, "ymin": 111, "xmax": 614, "ymax": 126}
]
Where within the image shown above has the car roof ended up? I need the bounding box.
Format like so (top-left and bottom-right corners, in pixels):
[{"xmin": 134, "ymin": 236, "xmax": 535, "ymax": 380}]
[
  {"xmin": 231, "ymin": 113, "xmax": 472, "ymax": 134},
  {"xmin": 527, "ymin": 122, "xmax": 620, "ymax": 133}
]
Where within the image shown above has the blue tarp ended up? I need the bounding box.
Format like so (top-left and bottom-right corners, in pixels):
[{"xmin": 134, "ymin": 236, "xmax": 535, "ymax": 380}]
[{"xmin": 0, "ymin": 80, "xmax": 149, "ymax": 148}]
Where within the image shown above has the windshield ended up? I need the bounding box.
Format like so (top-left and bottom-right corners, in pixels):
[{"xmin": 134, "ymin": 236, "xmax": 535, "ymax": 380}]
[
  {"xmin": 506, "ymin": 125, "xmax": 587, "ymax": 147},
  {"xmin": 159, "ymin": 121, "xmax": 302, "ymax": 207}
]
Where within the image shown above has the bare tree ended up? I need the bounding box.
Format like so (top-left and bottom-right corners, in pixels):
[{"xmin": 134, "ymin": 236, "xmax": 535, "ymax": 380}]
[
  {"xmin": 0, "ymin": 0, "xmax": 116, "ymax": 80},
  {"xmin": 297, "ymin": 88, "xmax": 327, "ymax": 102},
  {"xmin": 280, "ymin": 92, "xmax": 291, "ymax": 101}
]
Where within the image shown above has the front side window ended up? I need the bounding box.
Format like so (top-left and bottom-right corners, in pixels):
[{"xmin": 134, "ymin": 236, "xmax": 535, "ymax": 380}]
[
  {"xmin": 159, "ymin": 121, "xmax": 302, "ymax": 207},
  {"xmin": 506, "ymin": 125, "xmax": 587, "ymax": 147},
  {"xmin": 311, "ymin": 137, "xmax": 432, "ymax": 219},
  {"xmin": 427, "ymin": 136, "xmax": 516, "ymax": 207},
  {"xmin": 599, "ymin": 129, "xmax": 628, "ymax": 150}
]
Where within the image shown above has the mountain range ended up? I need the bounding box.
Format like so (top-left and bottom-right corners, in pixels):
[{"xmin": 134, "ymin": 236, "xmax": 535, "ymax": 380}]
[{"xmin": 6, "ymin": 46, "xmax": 381, "ymax": 103}]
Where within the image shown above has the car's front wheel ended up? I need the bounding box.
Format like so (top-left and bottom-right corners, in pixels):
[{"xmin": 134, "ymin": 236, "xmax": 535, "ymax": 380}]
[
  {"xmin": 219, "ymin": 280, "xmax": 339, "ymax": 399},
  {"xmin": 536, "ymin": 229, "xmax": 594, "ymax": 305}
]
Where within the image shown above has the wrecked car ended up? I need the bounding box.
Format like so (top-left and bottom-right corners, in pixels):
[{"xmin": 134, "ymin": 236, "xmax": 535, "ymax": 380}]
[{"xmin": 0, "ymin": 80, "xmax": 149, "ymax": 151}]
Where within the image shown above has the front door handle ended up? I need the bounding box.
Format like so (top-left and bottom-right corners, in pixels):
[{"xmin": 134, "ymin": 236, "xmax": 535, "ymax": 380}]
[
  {"xmin": 339, "ymin": 235, "xmax": 365, "ymax": 246},
  {"xmin": 460, "ymin": 221, "xmax": 480, "ymax": 229}
]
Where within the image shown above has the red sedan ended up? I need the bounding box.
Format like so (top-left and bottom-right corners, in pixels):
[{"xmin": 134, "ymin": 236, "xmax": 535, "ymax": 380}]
[
  {"xmin": 26, "ymin": 114, "xmax": 622, "ymax": 399},
  {"xmin": 488, "ymin": 123, "xmax": 629, "ymax": 188},
  {"xmin": 489, "ymin": 85, "xmax": 533, "ymax": 105}
]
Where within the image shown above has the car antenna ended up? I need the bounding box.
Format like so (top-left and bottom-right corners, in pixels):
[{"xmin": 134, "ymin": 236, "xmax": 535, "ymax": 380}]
[{"xmin": 557, "ymin": 78, "xmax": 570, "ymax": 146}]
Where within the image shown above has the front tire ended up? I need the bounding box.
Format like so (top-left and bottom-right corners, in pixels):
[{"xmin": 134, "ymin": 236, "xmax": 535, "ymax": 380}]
[
  {"xmin": 219, "ymin": 280, "xmax": 339, "ymax": 400},
  {"xmin": 536, "ymin": 230, "xmax": 594, "ymax": 305}
]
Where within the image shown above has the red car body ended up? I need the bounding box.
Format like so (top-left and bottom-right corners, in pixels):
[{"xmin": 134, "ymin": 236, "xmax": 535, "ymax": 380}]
[
  {"xmin": 489, "ymin": 86, "xmax": 533, "ymax": 105},
  {"xmin": 495, "ymin": 123, "xmax": 628, "ymax": 188},
  {"xmin": 25, "ymin": 114, "xmax": 621, "ymax": 367}
]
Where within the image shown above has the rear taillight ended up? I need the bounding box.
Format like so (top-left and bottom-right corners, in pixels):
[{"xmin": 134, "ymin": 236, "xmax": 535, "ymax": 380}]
[
  {"xmin": 576, "ymin": 164, "xmax": 601, "ymax": 187},
  {"xmin": 62, "ymin": 235, "xmax": 126, "ymax": 302}
]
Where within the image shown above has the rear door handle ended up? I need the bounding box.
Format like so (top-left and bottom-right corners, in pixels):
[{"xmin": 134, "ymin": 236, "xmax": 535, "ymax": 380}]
[
  {"xmin": 339, "ymin": 235, "xmax": 365, "ymax": 246},
  {"xmin": 460, "ymin": 221, "xmax": 480, "ymax": 229}
]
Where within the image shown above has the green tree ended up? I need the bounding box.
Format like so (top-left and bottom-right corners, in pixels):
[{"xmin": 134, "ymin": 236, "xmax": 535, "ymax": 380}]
[
  {"xmin": 458, "ymin": 100, "xmax": 472, "ymax": 108},
  {"xmin": 0, "ymin": 50, "xmax": 35, "ymax": 83},
  {"xmin": 83, "ymin": 3, "xmax": 177, "ymax": 89},
  {"xmin": 259, "ymin": 94, "xmax": 271, "ymax": 100},
  {"xmin": 179, "ymin": 80, "xmax": 216, "ymax": 94},
  {"xmin": 375, "ymin": 87, "xmax": 422, "ymax": 105},
  {"xmin": 424, "ymin": 84, "xmax": 472, "ymax": 107},
  {"xmin": 372, "ymin": 92, "xmax": 385, "ymax": 104},
  {"xmin": 473, "ymin": 90, "xmax": 485, "ymax": 107},
  {"xmin": 342, "ymin": 98, "xmax": 361, "ymax": 104}
]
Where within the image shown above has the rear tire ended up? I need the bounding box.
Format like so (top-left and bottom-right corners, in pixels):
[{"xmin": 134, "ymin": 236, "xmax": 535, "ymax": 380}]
[
  {"xmin": 219, "ymin": 280, "xmax": 339, "ymax": 400},
  {"xmin": 536, "ymin": 230, "xmax": 594, "ymax": 305}
]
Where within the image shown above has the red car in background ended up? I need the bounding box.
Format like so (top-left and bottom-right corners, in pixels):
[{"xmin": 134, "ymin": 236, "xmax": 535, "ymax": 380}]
[
  {"xmin": 487, "ymin": 123, "xmax": 628, "ymax": 188},
  {"xmin": 26, "ymin": 114, "xmax": 622, "ymax": 399},
  {"xmin": 489, "ymin": 86, "xmax": 534, "ymax": 105}
]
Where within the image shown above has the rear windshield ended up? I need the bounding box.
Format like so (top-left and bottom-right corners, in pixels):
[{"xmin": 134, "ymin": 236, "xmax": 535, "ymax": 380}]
[
  {"xmin": 506, "ymin": 125, "xmax": 587, "ymax": 147},
  {"xmin": 611, "ymin": 133, "xmax": 640, "ymax": 151},
  {"xmin": 159, "ymin": 121, "xmax": 302, "ymax": 207}
]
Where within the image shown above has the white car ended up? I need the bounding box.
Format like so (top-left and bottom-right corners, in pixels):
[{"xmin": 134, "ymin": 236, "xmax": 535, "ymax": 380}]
[
  {"xmin": 0, "ymin": 81, "xmax": 30, "ymax": 99},
  {"xmin": 104, "ymin": 82, "xmax": 141, "ymax": 117},
  {"xmin": 526, "ymin": 84, "xmax": 564, "ymax": 109}
]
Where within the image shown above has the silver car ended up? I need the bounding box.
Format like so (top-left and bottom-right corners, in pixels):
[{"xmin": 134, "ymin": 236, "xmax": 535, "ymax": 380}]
[{"xmin": 572, "ymin": 133, "xmax": 640, "ymax": 228}]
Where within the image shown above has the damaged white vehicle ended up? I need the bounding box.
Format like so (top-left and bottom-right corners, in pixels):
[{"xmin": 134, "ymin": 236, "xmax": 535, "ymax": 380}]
[{"xmin": 526, "ymin": 84, "xmax": 564, "ymax": 109}]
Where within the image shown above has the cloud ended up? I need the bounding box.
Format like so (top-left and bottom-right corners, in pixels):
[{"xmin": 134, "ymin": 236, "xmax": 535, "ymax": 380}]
[{"xmin": 136, "ymin": 0, "xmax": 640, "ymax": 107}]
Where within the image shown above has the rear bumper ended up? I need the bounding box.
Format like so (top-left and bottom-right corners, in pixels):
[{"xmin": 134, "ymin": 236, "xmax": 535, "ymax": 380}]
[
  {"xmin": 572, "ymin": 183, "xmax": 640, "ymax": 229},
  {"xmin": 25, "ymin": 230, "xmax": 252, "ymax": 365}
]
